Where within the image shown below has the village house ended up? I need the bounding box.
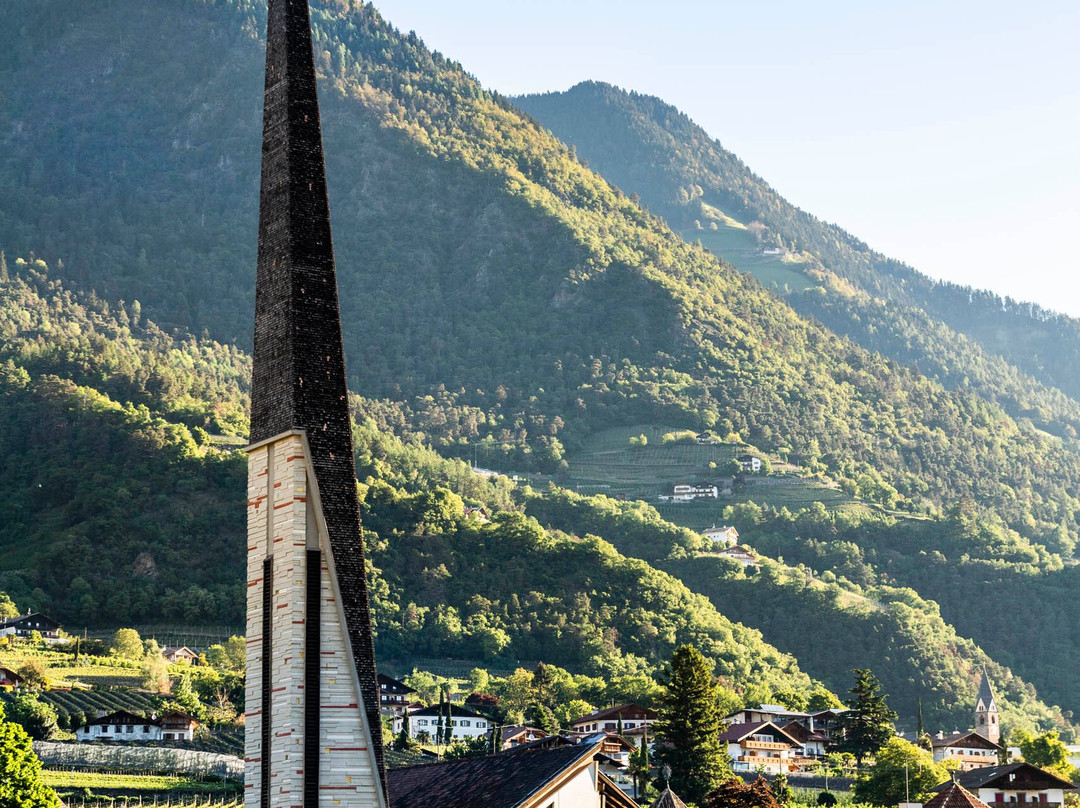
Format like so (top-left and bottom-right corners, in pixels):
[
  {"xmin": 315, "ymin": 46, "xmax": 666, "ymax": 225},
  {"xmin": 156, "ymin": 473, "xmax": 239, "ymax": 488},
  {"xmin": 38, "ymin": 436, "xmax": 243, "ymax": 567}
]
[
  {"xmin": 737, "ymin": 454, "xmax": 762, "ymax": 473},
  {"xmin": 660, "ymin": 483, "xmax": 719, "ymax": 503},
  {"xmin": 378, "ymin": 673, "xmax": 417, "ymax": 715},
  {"xmin": 726, "ymin": 704, "xmax": 810, "ymax": 727},
  {"xmin": 695, "ymin": 432, "xmax": 718, "ymax": 445},
  {"xmin": 781, "ymin": 720, "xmax": 829, "ymax": 758},
  {"xmin": 0, "ymin": 667, "xmax": 21, "ymax": 687},
  {"xmin": 703, "ymin": 525, "xmax": 739, "ymax": 546},
  {"xmin": 463, "ymin": 505, "xmax": 490, "ymax": 523},
  {"xmin": 932, "ymin": 731, "xmax": 1002, "ymax": 771},
  {"xmin": 570, "ymin": 703, "xmax": 657, "ymax": 734},
  {"xmin": 489, "ymin": 725, "xmax": 548, "ymax": 750},
  {"xmin": 76, "ymin": 710, "xmax": 198, "ymax": 742},
  {"xmin": 161, "ymin": 646, "xmax": 198, "ymax": 664},
  {"xmin": 935, "ymin": 763, "xmax": 1075, "ymax": 808},
  {"xmin": 0, "ymin": 612, "xmax": 62, "ymax": 643},
  {"xmin": 387, "ymin": 738, "xmax": 639, "ymax": 808},
  {"xmin": 719, "ymin": 544, "xmax": 759, "ymax": 568},
  {"xmin": 724, "ymin": 705, "xmax": 845, "ymax": 744},
  {"xmin": 719, "ymin": 720, "xmax": 802, "ymax": 773},
  {"xmin": 401, "ymin": 703, "xmax": 491, "ymax": 740}
]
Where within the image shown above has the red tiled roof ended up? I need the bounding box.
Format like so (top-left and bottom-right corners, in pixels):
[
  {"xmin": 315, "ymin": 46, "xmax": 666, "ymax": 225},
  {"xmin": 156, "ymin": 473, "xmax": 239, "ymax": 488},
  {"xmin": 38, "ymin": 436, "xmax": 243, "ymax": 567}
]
[{"xmin": 924, "ymin": 783, "xmax": 991, "ymax": 808}]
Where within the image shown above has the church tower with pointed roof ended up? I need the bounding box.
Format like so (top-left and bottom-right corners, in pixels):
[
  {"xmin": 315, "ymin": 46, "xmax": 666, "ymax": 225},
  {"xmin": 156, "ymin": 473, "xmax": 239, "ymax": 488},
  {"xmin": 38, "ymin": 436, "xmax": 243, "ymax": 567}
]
[
  {"xmin": 245, "ymin": 1, "xmax": 387, "ymax": 806},
  {"xmin": 974, "ymin": 669, "xmax": 999, "ymax": 745}
]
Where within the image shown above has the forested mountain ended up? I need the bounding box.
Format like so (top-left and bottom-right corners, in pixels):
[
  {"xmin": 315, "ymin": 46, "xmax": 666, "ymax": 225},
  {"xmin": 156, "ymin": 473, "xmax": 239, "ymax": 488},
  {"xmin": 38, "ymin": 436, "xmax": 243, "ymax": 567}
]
[
  {"xmin": 515, "ymin": 81, "xmax": 1080, "ymax": 411},
  {"xmin": 1, "ymin": 0, "xmax": 1079, "ymax": 732},
  {"xmin": 0, "ymin": 256, "xmax": 821, "ymax": 698},
  {"xmin": 4, "ymin": 0, "xmax": 1080, "ymax": 547},
  {"xmin": 0, "ymin": 254, "xmax": 1068, "ymax": 735}
]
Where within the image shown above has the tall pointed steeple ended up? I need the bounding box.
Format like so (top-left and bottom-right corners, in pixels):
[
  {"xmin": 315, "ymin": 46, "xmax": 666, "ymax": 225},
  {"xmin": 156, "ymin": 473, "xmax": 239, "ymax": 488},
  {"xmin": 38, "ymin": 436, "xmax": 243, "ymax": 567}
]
[
  {"xmin": 974, "ymin": 669, "xmax": 999, "ymax": 744},
  {"xmin": 246, "ymin": 0, "xmax": 387, "ymax": 806}
]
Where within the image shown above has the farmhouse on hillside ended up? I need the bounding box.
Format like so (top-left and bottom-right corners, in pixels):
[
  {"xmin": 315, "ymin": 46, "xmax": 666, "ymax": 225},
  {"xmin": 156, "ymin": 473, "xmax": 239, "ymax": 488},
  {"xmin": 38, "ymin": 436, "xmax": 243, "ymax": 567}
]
[
  {"xmin": 379, "ymin": 673, "xmax": 418, "ymax": 715},
  {"xmin": 399, "ymin": 703, "xmax": 491, "ymax": 740},
  {"xmin": 703, "ymin": 525, "xmax": 739, "ymax": 545},
  {"xmin": 0, "ymin": 667, "xmax": 21, "ymax": 687},
  {"xmin": 660, "ymin": 483, "xmax": 718, "ymax": 502},
  {"xmin": 161, "ymin": 646, "xmax": 198, "ymax": 664},
  {"xmin": 0, "ymin": 612, "xmax": 62, "ymax": 643},
  {"xmin": 737, "ymin": 454, "xmax": 762, "ymax": 473},
  {"xmin": 76, "ymin": 710, "xmax": 199, "ymax": 742}
]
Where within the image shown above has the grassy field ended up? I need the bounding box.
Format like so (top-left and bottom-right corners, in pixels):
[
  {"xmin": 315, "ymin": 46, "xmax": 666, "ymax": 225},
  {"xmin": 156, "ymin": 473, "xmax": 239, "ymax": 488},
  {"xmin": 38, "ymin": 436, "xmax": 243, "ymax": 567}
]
[
  {"xmin": 0, "ymin": 648, "xmax": 143, "ymax": 689},
  {"xmin": 682, "ymin": 213, "xmax": 817, "ymax": 294},
  {"xmin": 42, "ymin": 771, "xmax": 238, "ymax": 793}
]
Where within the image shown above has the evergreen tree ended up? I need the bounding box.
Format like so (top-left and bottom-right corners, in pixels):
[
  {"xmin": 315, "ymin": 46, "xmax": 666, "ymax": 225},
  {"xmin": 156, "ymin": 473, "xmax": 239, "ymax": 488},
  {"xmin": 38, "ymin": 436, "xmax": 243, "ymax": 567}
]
[
  {"xmin": 629, "ymin": 732, "xmax": 651, "ymax": 801},
  {"xmin": 654, "ymin": 645, "xmax": 729, "ymax": 804},
  {"xmin": 837, "ymin": 669, "xmax": 897, "ymax": 765},
  {"xmin": 393, "ymin": 721, "xmax": 413, "ymax": 752},
  {"xmin": 532, "ymin": 662, "xmax": 555, "ymax": 707},
  {"xmin": 525, "ymin": 702, "xmax": 557, "ymax": 734}
]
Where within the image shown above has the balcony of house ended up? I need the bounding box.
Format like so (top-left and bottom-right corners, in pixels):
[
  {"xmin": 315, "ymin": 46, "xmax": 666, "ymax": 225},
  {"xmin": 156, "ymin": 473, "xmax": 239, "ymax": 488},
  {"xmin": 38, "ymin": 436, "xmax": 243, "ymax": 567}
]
[
  {"xmin": 743, "ymin": 740, "xmax": 793, "ymax": 751},
  {"xmin": 985, "ymin": 802, "xmax": 1058, "ymax": 808}
]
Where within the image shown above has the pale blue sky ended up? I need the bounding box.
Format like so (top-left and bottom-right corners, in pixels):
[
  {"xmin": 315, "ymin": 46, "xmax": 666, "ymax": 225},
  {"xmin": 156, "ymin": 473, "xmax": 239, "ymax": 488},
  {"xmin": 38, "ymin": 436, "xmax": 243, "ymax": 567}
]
[{"xmin": 372, "ymin": 0, "xmax": 1080, "ymax": 316}]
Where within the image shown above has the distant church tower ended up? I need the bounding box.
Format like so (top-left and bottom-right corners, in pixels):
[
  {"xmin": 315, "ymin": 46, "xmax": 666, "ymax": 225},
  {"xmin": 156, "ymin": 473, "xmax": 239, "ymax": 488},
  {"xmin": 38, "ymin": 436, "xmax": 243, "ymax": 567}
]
[
  {"xmin": 974, "ymin": 669, "xmax": 1000, "ymax": 745},
  {"xmin": 245, "ymin": 0, "xmax": 387, "ymax": 806}
]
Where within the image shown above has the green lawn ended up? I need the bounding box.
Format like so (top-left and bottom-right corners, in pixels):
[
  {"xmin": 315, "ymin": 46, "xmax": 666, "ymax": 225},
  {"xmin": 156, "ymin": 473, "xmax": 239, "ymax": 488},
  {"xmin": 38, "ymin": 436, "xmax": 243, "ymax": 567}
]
[
  {"xmin": 681, "ymin": 205, "xmax": 817, "ymax": 294},
  {"xmin": 42, "ymin": 771, "xmax": 232, "ymax": 792}
]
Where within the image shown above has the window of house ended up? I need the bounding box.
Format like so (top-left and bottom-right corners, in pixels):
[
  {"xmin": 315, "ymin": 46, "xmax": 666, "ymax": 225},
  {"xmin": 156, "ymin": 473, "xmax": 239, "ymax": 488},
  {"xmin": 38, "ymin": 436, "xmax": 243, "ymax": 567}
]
[
  {"xmin": 461, "ymin": 720, "xmax": 470, "ymax": 727},
  {"xmin": 102, "ymin": 726, "xmax": 109, "ymax": 733},
  {"xmin": 143, "ymin": 726, "xmax": 150, "ymax": 733},
  {"xmin": 126, "ymin": 725, "xmax": 134, "ymax": 733}
]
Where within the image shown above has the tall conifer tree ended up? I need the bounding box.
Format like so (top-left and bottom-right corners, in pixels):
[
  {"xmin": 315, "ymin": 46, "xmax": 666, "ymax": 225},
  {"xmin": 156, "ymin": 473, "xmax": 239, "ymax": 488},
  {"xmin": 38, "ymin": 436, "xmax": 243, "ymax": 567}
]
[
  {"xmin": 837, "ymin": 668, "xmax": 897, "ymax": 765},
  {"xmin": 654, "ymin": 645, "xmax": 729, "ymax": 803}
]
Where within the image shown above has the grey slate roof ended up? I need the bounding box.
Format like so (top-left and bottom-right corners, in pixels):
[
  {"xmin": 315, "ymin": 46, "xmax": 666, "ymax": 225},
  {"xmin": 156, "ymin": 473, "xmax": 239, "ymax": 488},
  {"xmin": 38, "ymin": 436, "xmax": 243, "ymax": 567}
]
[
  {"xmin": 650, "ymin": 787, "xmax": 689, "ymax": 808},
  {"xmin": 387, "ymin": 742, "xmax": 598, "ymax": 808},
  {"xmin": 977, "ymin": 670, "xmax": 997, "ymax": 710}
]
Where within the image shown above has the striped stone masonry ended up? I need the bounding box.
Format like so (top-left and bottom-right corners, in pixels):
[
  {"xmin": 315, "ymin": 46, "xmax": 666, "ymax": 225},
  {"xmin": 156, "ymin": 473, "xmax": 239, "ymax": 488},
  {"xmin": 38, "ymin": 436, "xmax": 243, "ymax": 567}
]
[{"xmin": 246, "ymin": 433, "xmax": 383, "ymax": 808}]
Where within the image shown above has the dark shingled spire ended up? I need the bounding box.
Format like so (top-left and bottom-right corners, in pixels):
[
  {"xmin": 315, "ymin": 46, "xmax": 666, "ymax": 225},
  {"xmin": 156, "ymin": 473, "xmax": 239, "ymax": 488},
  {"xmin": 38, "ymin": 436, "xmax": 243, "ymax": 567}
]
[{"xmin": 250, "ymin": 0, "xmax": 387, "ymax": 797}]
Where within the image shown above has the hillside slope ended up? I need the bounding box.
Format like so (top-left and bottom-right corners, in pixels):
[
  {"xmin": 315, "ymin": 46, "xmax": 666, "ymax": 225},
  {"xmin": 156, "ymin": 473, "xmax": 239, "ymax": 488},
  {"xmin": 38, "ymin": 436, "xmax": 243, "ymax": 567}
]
[
  {"xmin": 515, "ymin": 81, "xmax": 1080, "ymax": 411},
  {"xmin": 1, "ymin": 0, "xmax": 1080, "ymax": 722},
  {"xmin": 2, "ymin": 1, "xmax": 1079, "ymax": 548},
  {"xmin": 0, "ymin": 257, "xmax": 822, "ymax": 695}
]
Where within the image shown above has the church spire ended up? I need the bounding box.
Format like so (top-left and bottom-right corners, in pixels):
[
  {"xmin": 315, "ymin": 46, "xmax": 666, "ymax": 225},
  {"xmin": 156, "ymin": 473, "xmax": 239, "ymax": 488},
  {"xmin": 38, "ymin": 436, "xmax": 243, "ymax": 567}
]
[
  {"xmin": 974, "ymin": 669, "xmax": 999, "ymax": 745},
  {"xmin": 247, "ymin": 1, "xmax": 387, "ymax": 805}
]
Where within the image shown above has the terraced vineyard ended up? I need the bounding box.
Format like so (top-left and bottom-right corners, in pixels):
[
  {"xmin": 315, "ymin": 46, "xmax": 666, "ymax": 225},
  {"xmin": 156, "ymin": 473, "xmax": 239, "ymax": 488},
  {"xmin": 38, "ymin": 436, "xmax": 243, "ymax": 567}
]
[
  {"xmin": 560, "ymin": 425, "xmax": 865, "ymax": 532},
  {"xmin": 0, "ymin": 649, "xmax": 144, "ymax": 689},
  {"xmin": 561, "ymin": 425, "xmax": 739, "ymax": 497},
  {"xmin": 41, "ymin": 688, "xmax": 160, "ymax": 717}
]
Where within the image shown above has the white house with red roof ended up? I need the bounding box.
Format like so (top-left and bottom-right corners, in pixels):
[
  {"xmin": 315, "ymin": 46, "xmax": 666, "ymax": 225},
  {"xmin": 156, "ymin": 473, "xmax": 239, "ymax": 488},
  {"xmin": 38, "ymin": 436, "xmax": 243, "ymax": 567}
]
[{"xmin": 719, "ymin": 720, "xmax": 802, "ymax": 773}]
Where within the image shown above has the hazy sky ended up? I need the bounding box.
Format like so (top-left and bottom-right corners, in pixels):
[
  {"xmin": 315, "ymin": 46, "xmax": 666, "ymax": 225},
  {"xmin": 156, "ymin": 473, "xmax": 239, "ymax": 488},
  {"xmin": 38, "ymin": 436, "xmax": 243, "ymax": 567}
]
[{"xmin": 372, "ymin": 0, "xmax": 1080, "ymax": 316}]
